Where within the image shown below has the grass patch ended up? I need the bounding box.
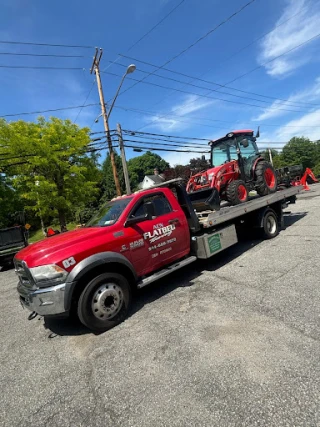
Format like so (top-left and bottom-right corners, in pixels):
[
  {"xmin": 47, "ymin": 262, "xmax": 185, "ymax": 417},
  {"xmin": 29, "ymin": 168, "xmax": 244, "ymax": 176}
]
[{"xmin": 28, "ymin": 222, "xmax": 78, "ymax": 243}]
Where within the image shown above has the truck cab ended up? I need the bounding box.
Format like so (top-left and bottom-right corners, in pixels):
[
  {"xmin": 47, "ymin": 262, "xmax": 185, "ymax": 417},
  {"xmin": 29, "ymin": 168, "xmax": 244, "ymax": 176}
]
[{"xmin": 15, "ymin": 186, "xmax": 193, "ymax": 332}]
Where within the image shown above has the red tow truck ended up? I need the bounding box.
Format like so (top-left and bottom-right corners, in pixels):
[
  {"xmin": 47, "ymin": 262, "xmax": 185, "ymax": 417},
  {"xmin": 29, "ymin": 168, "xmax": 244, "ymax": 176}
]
[{"xmin": 15, "ymin": 179, "xmax": 302, "ymax": 332}]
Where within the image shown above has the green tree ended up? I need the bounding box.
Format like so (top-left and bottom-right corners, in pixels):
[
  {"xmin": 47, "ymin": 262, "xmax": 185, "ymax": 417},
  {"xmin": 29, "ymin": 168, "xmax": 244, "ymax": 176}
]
[
  {"xmin": 281, "ymin": 137, "xmax": 320, "ymax": 170},
  {"xmin": 127, "ymin": 151, "xmax": 169, "ymax": 190},
  {"xmin": 260, "ymin": 149, "xmax": 283, "ymax": 169},
  {"xmin": 163, "ymin": 164, "xmax": 191, "ymax": 182},
  {"xmin": 101, "ymin": 151, "xmax": 125, "ymax": 202},
  {"xmin": 0, "ymin": 117, "xmax": 100, "ymax": 231},
  {"xmin": 189, "ymin": 156, "xmax": 210, "ymax": 172}
]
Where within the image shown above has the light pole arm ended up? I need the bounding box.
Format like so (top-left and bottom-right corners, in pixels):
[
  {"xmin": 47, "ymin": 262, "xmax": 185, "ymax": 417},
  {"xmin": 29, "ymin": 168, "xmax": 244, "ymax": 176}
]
[{"xmin": 107, "ymin": 72, "xmax": 127, "ymax": 119}]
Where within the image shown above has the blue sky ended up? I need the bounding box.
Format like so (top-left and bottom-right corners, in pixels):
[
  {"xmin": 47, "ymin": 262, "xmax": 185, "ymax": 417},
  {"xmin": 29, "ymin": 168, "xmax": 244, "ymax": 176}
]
[{"xmin": 1, "ymin": 0, "xmax": 320, "ymax": 166}]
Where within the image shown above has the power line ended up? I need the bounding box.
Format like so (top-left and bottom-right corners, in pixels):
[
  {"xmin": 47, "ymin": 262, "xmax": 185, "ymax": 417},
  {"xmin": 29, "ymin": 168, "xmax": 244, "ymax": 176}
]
[
  {"xmin": 74, "ymin": 81, "xmax": 96, "ymax": 123},
  {"xmin": 123, "ymin": 141, "xmax": 209, "ymax": 153},
  {"xmin": 144, "ymin": 0, "xmax": 315, "ymax": 113},
  {"xmin": 0, "ymin": 140, "xmax": 110, "ymax": 163},
  {"xmin": 102, "ymin": 0, "xmax": 185, "ymax": 73},
  {"xmin": 0, "ymin": 52, "xmax": 85, "ymax": 58},
  {"xmin": 115, "ymin": 0, "xmax": 257, "ymax": 99},
  {"xmin": 0, "ymin": 103, "xmax": 99, "ymax": 118},
  {"xmin": 225, "ymin": 31, "xmax": 320, "ymax": 86},
  {"xmin": 114, "ymin": 105, "xmax": 228, "ymax": 129},
  {"xmin": 92, "ymin": 128, "xmax": 211, "ymax": 143},
  {"xmin": 122, "ymin": 129, "xmax": 211, "ymax": 141},
  {"xmin": 97, "ymin": 0, "xmax": 186, "ymax": 127},
  {"xmin": 128, "ymin": 0, "xmax": 186, "ymax": 51},
  {"xmin": 0, "ymin": 65, "xmax": 84, "ymax": 70},
  {"xmin": 115, "ymin": 105, "xmax": 320, "ymax": 131},
  {"xmin": 118, "ymin": 54, "xmax": 320, "ymax": 108},
  {"xmin": 0, "ymin": 98, "xmax": 318, "ymax": 130},
  {"xmin": 0, "ymin": 40, "xmax": 95, "ymax": 49},
  {"xmin": 204, "ymin": 0, "xmax": 314, "ymax": 70},
  {"xmin": 121, "ymin": 31, "xmax": 320, "ymax": 130},
  {"xmin": 121, "ymin": 137, "xmax": 208, "ymax": 149},
  {"xmin": 103, "ymin": 70, "xmax": 307, "ymax": 113},
  {"xmin": 94, "ymin": 133, "xmax": 209, "ymax": 147},
  {"xmin": 110, "ymin": 61, "xmax": 316, "ymax": 109}
]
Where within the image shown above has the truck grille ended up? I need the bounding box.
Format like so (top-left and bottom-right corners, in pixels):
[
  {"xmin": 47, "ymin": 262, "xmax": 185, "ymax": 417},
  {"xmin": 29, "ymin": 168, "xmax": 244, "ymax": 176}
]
[{"xmin": 14, "ymin": 259, "xmax": 34, "ymax": 289}]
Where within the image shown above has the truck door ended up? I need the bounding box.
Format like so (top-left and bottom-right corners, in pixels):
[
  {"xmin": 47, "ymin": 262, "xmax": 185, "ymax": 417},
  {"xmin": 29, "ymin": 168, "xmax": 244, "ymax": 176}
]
[{"xmin": 125, "ymin": 192, "xmax": 189, "ymax": 277}]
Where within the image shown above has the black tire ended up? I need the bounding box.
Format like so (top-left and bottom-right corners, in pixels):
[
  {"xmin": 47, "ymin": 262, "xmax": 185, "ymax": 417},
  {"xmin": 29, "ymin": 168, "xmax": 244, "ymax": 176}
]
[
  {"xmin": 77, "ymin": 273, "xmax": 132, "ymax": 332},
  {"xmin": 255, "ymin": 161, "xmax": 277, "ymax": 196},
  {"xmin": 226, "ymin": 180, "xmax": 248, "ymax": 205},
  {"xmin": 261, "ymin": 209, "xmax": 279, "ymax": 239}
]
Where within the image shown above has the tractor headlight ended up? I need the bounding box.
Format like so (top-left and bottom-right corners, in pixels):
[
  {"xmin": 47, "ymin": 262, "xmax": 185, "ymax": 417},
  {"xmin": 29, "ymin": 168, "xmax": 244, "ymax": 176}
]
[{"xmin": 29, "ymin": 264, "xmax": 68, "ymax": 288}]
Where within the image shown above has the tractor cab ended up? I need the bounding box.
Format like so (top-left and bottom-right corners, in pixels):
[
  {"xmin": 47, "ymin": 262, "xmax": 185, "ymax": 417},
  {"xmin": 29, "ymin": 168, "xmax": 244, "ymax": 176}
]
[{"xmin": 210, "ymin": 130, "xmax": 260, "ymax": 181}]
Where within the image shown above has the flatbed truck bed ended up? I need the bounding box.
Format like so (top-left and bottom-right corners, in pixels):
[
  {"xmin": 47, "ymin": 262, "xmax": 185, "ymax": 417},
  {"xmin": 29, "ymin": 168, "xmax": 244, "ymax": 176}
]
[{"xmin": 196, "ymin": 185, "xmax": 303, "ymax": 228}]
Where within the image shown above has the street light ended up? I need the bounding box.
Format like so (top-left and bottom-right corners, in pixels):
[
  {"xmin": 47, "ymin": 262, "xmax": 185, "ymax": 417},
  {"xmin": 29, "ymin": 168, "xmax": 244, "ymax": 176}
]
[
  {"xmin": 107, "ymin": 64, "xmax": 136, "ymax": 119},
  {"xmin": 94, "ymin": 64, "xmax": 136, "ymax": 123}
]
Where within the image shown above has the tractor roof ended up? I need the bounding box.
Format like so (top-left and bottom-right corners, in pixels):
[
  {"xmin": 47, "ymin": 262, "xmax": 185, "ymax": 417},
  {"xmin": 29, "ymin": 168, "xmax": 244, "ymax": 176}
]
[{"xmin": 210, "ymin": 129, "xmax": 254, "ymax": 146}]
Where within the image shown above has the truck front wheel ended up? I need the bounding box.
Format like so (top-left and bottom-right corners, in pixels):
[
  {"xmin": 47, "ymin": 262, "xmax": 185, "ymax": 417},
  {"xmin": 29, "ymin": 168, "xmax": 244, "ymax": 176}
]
[{"xmin": 77, "ymin": 273, "xmax": 132, "ymax": 332}]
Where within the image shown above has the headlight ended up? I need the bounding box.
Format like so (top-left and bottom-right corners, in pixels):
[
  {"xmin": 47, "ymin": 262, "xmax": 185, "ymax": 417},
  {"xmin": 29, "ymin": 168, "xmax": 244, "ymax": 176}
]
[{"xmin": 29, "ymin": 264, "xmax": 68, "ymax": 287}]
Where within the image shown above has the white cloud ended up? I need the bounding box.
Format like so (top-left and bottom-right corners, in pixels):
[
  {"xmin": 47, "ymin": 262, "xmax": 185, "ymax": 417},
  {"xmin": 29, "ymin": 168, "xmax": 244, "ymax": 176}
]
[
  {"xmin": 259, "ymin": 0, "xmax": 320, "ymax": 77},
  {"xmin": 275, "ymin": 108, "xmax": 320, "ymax": 141},
  {"xmin": 143, "ymin": 95, "xmax": 215, "ymax": 131},
  {"xmin": 253, "ymin": 76, "xmax": 320, "ymax": 121}
]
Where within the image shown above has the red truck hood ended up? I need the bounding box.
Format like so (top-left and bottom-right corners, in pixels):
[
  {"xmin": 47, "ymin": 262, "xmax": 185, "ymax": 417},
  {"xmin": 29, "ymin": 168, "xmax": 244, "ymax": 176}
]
[{"xmin": 15, "ymin": 227, "xmax": 115, "ymax": 268}]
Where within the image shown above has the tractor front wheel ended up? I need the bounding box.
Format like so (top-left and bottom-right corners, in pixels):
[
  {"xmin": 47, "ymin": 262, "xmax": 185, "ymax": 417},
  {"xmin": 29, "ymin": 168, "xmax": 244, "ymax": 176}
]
[
  {"xmin": 255, "ymin": 161, "xmax": 277, "ymax": 196},
  {"xmin": 226, "ymin": 180, "xmax": 248, "ymax": 205}
]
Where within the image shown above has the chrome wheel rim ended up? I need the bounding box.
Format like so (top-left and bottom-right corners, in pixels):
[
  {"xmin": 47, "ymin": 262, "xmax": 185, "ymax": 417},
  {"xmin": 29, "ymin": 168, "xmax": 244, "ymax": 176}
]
[
  {"xmin": 91, "ymin": 283, "xmax": 123, "ymax": 320},
  {"xmin": 267, "ymin": 216, "xmax": 277, "ymax": 234}
]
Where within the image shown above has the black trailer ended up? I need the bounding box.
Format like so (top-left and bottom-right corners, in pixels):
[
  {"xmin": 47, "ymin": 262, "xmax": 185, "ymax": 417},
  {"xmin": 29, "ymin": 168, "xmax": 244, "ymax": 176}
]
[{"xmin": 0, "ymin": 227, "xmax": 28, "ymax": 268}]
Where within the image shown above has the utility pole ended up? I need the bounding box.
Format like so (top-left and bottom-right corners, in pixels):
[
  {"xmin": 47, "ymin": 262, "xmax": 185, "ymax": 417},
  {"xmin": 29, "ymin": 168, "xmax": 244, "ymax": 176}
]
[
  {"xmin": 268, "ymin": 148, "xmax": 273, "ymax": 166},
  {"xmin": 117, "ymin": 123, "xmax": 131, "ymax": 195},
  {"xmin": 90, "ymin": 48, "xmax": 121, "ymax": 196},
  {"xmin": 35, "ymin": 181, "xmax": 46, "ymax": 236}
]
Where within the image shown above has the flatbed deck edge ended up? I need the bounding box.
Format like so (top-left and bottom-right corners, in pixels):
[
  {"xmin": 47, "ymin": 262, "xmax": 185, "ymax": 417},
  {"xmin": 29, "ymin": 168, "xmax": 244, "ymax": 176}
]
[{"xmin": 199, "ymin": 186, "xmax": 303, "ymax": 228}]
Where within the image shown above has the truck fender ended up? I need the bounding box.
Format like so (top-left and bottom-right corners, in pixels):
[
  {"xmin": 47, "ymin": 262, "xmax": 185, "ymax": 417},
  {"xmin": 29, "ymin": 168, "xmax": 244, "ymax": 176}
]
[
  {"xmin": 255, "ymin": 206, "xmax": 282, "ymax": 229},
  {"xmin": 64, "ymin": 252, "xmax": 137, "ymax": 312}
]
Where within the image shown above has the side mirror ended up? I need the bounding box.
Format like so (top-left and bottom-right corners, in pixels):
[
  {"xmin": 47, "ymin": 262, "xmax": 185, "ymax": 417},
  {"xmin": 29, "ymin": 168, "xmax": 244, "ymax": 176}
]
[
  {"xmin": 240, "ymin": 138, "xmax": 249, "ymax": 148},
  {"xmin": 125, "ymin": 215, "xmax": 147, "ymax": 227}
]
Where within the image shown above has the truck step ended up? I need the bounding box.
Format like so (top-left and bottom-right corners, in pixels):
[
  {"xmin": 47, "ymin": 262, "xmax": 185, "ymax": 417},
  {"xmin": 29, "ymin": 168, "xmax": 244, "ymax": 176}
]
[{"xmin": 137, "ymin": 256, "xmax": 197, "ymax": 289}]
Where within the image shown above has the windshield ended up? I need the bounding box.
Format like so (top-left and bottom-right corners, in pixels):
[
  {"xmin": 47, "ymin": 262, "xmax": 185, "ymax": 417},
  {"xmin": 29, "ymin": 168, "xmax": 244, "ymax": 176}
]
[
  {"xmin": 211, "ymin": 136, "xmax": 258, "ymax": 166},
  {"xmin": 86, "ymin": 197, "xmax": 133, "ymax": 227},
  {"xmin": 211, "ymin": 140, "xmax": 238, "ymax": 166}
]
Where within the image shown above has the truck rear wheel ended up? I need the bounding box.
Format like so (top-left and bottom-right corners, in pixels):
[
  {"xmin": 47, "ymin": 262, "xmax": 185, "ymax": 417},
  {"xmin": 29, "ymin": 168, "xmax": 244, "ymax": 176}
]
[
  {"xmin": 261, "ymin": 209, "xmax": 279, "ymax": 239},
  {"xmin": 255, "ymin": 161, "xmax": 277, "ymax": 196},
  {"xmin": 226, "ymin": 180, "xmax": 248, "ymax": 205},
  {"xmin": 77, "ymin": 273, "xmax": 132, "ymax": 332}
]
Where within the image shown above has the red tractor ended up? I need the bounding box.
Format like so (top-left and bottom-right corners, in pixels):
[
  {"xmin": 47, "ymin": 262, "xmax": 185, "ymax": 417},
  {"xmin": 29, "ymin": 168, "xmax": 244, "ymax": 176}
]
[{"xmin": 186, "ymin": 130, "xmax": 277, "ymax": 207}]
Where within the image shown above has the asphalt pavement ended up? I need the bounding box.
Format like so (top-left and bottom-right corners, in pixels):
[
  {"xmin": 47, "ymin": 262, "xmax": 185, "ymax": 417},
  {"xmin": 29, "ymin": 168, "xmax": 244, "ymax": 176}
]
[{"xmin": 1, "ymin": 185, "xmax": 320, "ymax": 427}]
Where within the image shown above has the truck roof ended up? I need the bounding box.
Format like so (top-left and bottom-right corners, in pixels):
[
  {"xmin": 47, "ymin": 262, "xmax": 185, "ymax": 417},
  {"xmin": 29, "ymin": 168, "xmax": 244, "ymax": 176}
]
[{"xmin": 111, "ymin": 178, "xmax": 184, "ymax": 201}]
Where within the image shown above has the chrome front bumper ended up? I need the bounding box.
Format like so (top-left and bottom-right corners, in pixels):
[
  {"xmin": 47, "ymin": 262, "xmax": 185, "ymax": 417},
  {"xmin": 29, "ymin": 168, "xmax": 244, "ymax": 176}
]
[{"xmin": 17, "ymin": 282, "xmax": 67, "ymax": 316}]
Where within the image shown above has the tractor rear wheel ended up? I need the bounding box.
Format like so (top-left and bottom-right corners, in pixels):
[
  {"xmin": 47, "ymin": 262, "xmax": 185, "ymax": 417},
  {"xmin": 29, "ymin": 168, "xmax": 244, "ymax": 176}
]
[
  {"xmin": 226, "ymin": 180, "xmax": 248, "ymax": 205},
  {"xmin": 255, "ymin": 161, "xmax": 277, "ymax": 196}
]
